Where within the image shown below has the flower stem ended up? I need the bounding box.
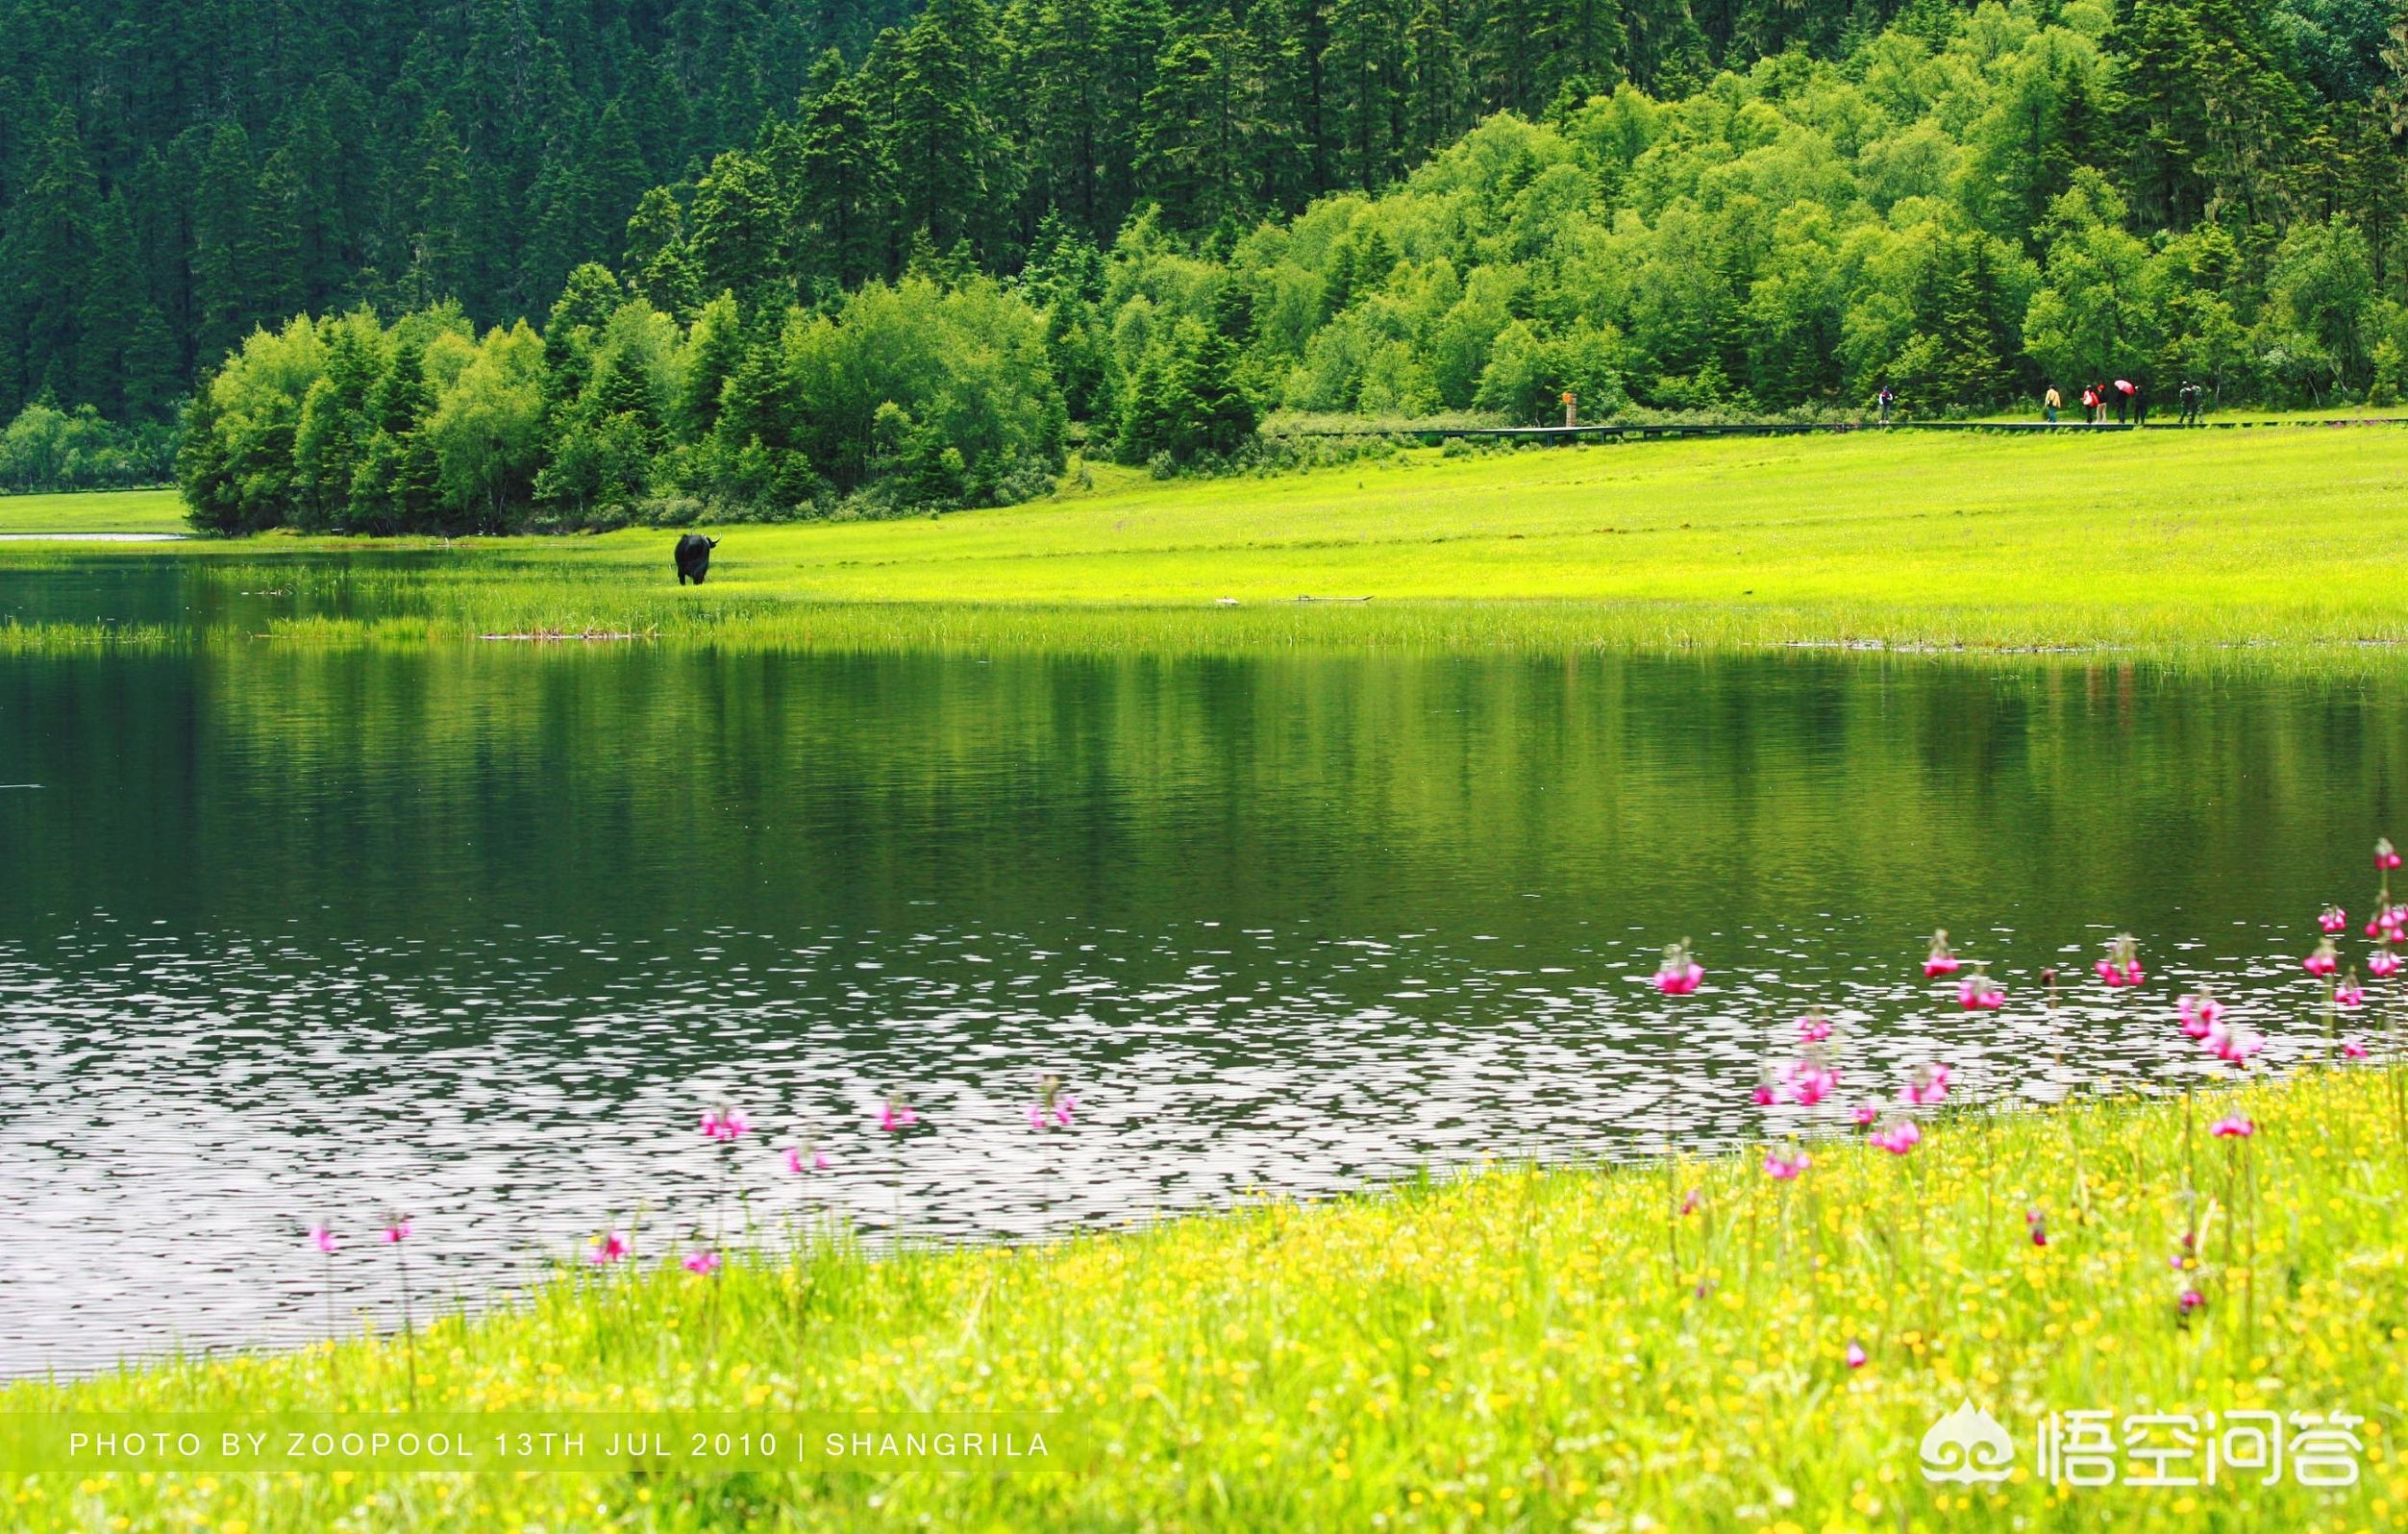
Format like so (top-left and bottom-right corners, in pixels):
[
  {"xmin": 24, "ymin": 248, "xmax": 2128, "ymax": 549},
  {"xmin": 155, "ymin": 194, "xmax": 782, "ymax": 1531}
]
[{"xmin": 398, "ymin": 1249, "xmax": 417, "ymax": 1413}]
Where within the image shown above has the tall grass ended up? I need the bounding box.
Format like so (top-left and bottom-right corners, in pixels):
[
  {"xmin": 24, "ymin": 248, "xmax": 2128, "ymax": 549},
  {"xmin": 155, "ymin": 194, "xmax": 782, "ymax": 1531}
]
[{"xmin": 7, "ymin": 1066, "xmax": 2403, "ymax": 1531}]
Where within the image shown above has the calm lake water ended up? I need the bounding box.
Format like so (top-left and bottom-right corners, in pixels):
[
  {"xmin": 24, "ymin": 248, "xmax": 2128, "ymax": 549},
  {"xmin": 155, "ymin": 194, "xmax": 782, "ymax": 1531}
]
[{"xmin": 5, "ymin": 556, "xmax": 2405, "ymax": 1375}]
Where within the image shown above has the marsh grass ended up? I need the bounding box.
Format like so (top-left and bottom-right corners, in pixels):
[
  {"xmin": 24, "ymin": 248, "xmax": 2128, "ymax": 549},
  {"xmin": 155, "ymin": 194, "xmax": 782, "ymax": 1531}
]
[
  {"xmin": 0, "ymin": 619, "xmax": 184, "ymax": 653},
  {"xmin": 7, "ymin": 1069, "xmax": 2403, "ymax": 1531}
]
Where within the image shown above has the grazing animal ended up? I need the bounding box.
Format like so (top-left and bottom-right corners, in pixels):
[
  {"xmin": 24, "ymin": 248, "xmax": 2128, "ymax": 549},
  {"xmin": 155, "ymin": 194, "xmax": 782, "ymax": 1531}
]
[{"xmin": 674, "ymin": 533, "xmax": 719, "ymax": 585}]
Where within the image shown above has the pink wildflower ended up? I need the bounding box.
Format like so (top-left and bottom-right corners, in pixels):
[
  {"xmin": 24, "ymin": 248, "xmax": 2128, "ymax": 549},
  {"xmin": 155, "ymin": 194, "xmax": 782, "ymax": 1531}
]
[
  {"xmin": 2370, "ymin": 949, "xmax": 2400, "ymax": 978},
  {"xmin": 2305, "ymin": 937, "xmax": 2340, "ymax": 977},
  {"xmin": 1957, "ymin": 968, "xmax": 2004, "ymax": 1010},
  {"xmin": 2177, "ymin": 990, "xmax": 2222, "ymax": 1040},
  {"xmin": 2344, "ymin": 1038, "xmax": 2370, "ymax": 1060},
  {"xmin": 1870, "ymin": 1119, "xmax": 1923, "ymax": 1154},
  {"xmin": 783, "ymin": 1144, "xmax": 830, "ymax": 1175},
  {"xmin": 2209, "ymin": 1112, "xmax": 2255, "ymax": 1139},
  {"xmin": 1923, "ymin": 929, "xmax": 1961, "ymax": 977},
  {"xmin": 309, "ymin": 1224, "xmax": 338, "ymax": 1255},
  {"xmin": 2337, "ymin": 974, "xmax": 2366, "ymax": 1007},
  {"xmin": 699, "ymin": 1104, "xmax": 751, "ymax": 1143},
  {"xmin": 2206, "ymin": 1022, "xmax": 2263, "ymax": 1065},
  {"xmin": 1762, "ymin": 1149, "xmax": 1809, "ymax": 1180},
  {"xmin": 2178, "ymin": 1288, "xmax": 2206, "ymax": 1316},
  {"xmin": 1652, "ymin": 940, "xmax": 1703, "ymax": 996},
  {"xmin": 1902, "ymin": 1062, "xmax": 1952, "ymax": 1106},
  {"xmin": 878, "ymin": 1098, "xmax": 919, "ymax": 1132},
  {"xmin": 1795, "ymin": 1012, "xmax": 1833, "ymax": 1045},
  {"xmin": 682, "ymin": 1249, "xmax": 722, "ymax": 1276},
  {"xmin": 1030, "ymin": 1075, "xmax": 1078, "ymax": 1128},
  {"xmin": 381, "ymin": 1219, "xmax": 410, "ymax": 1245},
  {"xmin": 2379, "ymin": 837, "xmax": 2402, "ymax": 872},
  {"xmin": 1781, "ymin": 1059, "xmax": 1836, "ymax": 1106},
  {"xmin": 1845, "ymin": 1340, "xmax": 1869, "ymax": 1370},
  {"xmin": 588, "ymin": 1229, "xmax": 630, "ymax": 1266},
  {"xmin": 2321, "ymin": 904, "xmax": 2349, "ymax": 934},
  {"xmin": 1850, "ymin": 1103, "xmax": 1879, "ymax": 1127},
  {"xmin": 2094, "ymin": 933, "xmax": 2143, "ymax": 987}
]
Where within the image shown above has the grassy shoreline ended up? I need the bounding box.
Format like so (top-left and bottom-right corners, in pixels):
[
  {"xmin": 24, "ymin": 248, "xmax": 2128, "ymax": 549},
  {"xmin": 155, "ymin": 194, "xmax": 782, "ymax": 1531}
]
[
  {"xmin": 6, "ymin": 429, "xmax": 2408, "ymax": 659},
  {"xmin": 7, "ymin": 1067, "xmax": 2404, "ymax": 1531}
]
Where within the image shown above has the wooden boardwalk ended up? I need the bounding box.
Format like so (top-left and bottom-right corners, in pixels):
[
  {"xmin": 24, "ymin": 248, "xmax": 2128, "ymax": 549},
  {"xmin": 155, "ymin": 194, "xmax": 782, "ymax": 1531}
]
[{"xmin": 1266, "ymin": 415, "xmax": 2408, "ymax": 443}]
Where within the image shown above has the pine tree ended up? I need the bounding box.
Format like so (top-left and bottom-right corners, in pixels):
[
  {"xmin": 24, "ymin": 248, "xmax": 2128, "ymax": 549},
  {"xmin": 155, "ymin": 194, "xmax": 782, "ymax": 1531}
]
[
  {"xmin": 272, "ymin": 87, "xmax": 355, "ymax": 310},
  {"xmin": 885, "ymin": 0, "xmax": 1010, "ymax": 253},
  {"xmin": 1022, "ymin": 0, "xmax": 1110, "ymax": 233},
  {"xmin": 1405, "ymin": 0, "xmax": 1472, "ymax": 162},
  {"xmin": 786, "ymin": 53, "xmax": 894, "ymax": 287},
  {"xmin": 351, "ymin": 337, "xmax": 440, "ymax": 532},
  {"xmin": 1137, "ymin": 25, "xmax": 1268, "ymax": 230},
  {"xmin": 1168, "ymin": 318, "xmax": 1258, "ymax": 457},
  {"xmin": 590, "ymin": 101, "xmax": 655, "ymax": 242},
  {"xmin": 404, "ymin": 110, "xmax": 476, "ymax": 309},
  {"xmin": 292, "ymin": 314, "xmax": 384, "ymax": 530},
  {"xmin": 624, "ymin": 188, "xmax": 703, "ymax": 319},
  {"xmin": 252, "ymin": 151, "xmax": 310, "ymax": 325},
  {"xmin": 681, "ymin": 291, "xmax": 751, "ymax": 437},
  {"xmin": 689, "ymin": 150, "xmax": 790, "ymax": 306},
  {"xmin": 525, "ymin": 138, "xmax": 603, "ymax": 314},
  {"xmin": 81, "ymin": 191, "xmax": 151, "ymax": 420},
  {"xmin": 2111, "ymin": 0, "xmax": 2306, "ymax": 230},
  {"xmin": 543, "ymin": 262, "xmax": 626, "ymax": 405},
  {"xmin": 1326, "ymin": 0, "xmax": 1416, "ymax": 191},
  {"xmin": 1091, "ymin": 0, "xmax": 1172, "ymax": 234},
  {"xmin": 6, "ymin": 108, "xmax": 100, "ymax": 412},
  {"xmin": 193, "ymin": 123, "xmax": 261, "ymax": 368}
]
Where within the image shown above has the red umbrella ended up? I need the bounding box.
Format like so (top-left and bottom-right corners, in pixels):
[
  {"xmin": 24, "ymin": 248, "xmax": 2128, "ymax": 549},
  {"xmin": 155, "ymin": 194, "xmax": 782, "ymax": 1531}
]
[{"xmin": 2115, "ymin": 380, "xmax": 2135, "ymax": 393}]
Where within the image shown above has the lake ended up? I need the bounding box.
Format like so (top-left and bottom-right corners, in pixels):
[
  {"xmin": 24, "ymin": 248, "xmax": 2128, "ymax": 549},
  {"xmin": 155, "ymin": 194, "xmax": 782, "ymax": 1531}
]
[{"xmin": 4, "ymin": 556, "xmax": 2403, "ymax": 1375}]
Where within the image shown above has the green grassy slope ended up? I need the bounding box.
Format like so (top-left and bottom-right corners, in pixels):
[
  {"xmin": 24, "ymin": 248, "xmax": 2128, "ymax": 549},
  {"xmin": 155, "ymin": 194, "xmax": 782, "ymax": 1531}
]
[{"xmin": 10, "ymin": 427, "xmax": 2408, "ymax": 652}]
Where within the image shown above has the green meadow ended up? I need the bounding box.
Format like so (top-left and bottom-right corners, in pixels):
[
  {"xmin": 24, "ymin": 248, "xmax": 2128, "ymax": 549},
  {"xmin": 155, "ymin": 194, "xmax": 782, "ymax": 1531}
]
[
  {"xmin": 7, "ymin": 426, "xmax": 2408, "ymax": 655},
  {"xmin": 0, "ymin": 487, "xmax": 184, "ymax": 534},
  {"xmin": 6, "ymin": 1067, "xmax": 2402, "ymax": 1532}
]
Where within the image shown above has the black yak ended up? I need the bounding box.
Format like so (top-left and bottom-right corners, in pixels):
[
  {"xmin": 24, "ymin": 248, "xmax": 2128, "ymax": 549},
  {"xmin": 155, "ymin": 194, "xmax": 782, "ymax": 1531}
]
[{"xmin": 674, "ymin": 533, "xmax": 719, "ymax": 584}]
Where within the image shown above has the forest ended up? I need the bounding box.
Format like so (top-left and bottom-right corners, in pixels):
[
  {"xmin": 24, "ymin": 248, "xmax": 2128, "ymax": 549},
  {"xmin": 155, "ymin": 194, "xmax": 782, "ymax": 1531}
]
[{"xmin": 2, "ymin": 0, "xmax": 2403, "ymax": 524}]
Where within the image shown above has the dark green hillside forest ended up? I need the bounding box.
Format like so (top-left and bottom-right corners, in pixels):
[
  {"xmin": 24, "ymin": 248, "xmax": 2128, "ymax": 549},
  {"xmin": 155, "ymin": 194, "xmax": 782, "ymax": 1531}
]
[{"xmin": 7, "ymin": 0, "xmax": 2406, "ymax": 522}]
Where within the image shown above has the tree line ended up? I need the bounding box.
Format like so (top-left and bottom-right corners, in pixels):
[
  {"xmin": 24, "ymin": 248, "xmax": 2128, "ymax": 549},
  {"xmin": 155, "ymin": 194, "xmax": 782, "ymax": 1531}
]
[
  {"xmin": 0, "ymin": 0, "xmax": 916, "ymax": 430},
  {"xmin": 15, "ymin": 0, "xmax": 2396, "ymax": 434},
  {"xmin": 0, "ymin": 0, "xmax": 1740, "ymax": 429},
  {"xmin": 173, "ymin": 0, "xmax": 2408, "ymax": 532}
]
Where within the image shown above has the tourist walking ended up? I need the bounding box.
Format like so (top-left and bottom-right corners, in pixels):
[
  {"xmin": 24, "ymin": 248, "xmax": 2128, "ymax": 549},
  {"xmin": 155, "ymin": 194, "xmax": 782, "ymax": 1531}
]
[
  {"xmin": 2044, "ymin": 384, "xmax": 2060, "ymax": 423},
  {"xmin": 1876, "ymin": 384, "xmax": 1895, "ymax": 424},
  {"xmin": 2112, "ymin": 379, "xmax": 2132, "ymax": 423},
  {"xmin": 2080, "ymin": 384, "xmax": 2098, "ymax": 423}
]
